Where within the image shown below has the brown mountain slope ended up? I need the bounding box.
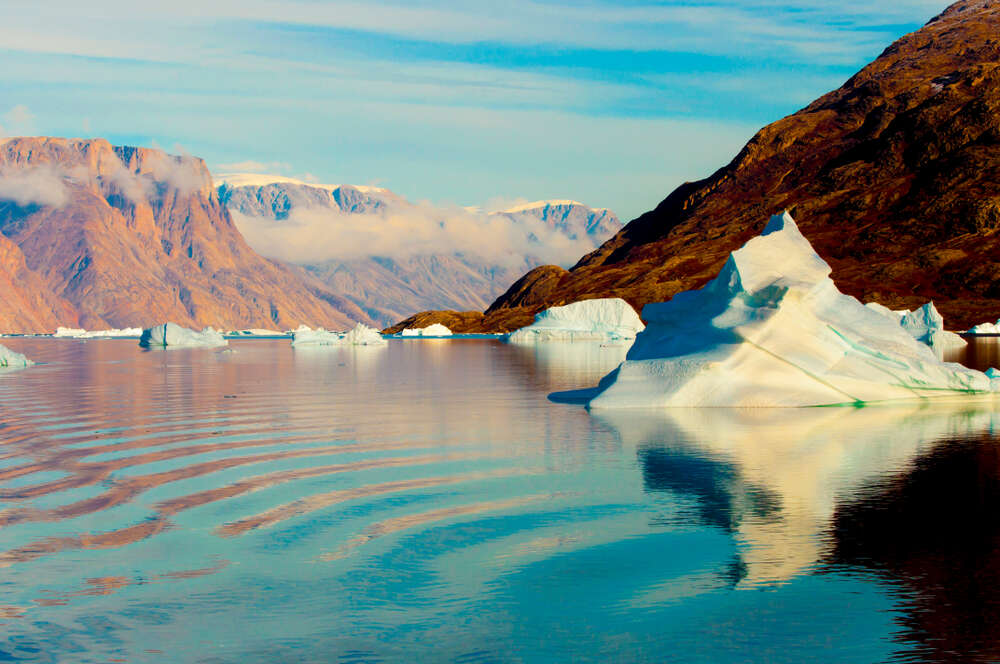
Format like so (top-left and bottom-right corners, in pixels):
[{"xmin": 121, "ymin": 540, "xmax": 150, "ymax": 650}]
[
  {"xmin": 0, "ymin": 234, "xmax": 79, "ymax": 333},
  {"xmin": 420, "ymin": 0, "xmax": 1000, "ymax": 332},
  {"xmin": 0, "ymin": 138, "xmax": 371, "ymax": 332}
]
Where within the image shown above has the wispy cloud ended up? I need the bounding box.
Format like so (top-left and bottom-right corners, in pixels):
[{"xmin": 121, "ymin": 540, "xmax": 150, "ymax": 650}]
[{"xmin": 0, "ymin": 1, "xmax": 946, "ymax": 219}]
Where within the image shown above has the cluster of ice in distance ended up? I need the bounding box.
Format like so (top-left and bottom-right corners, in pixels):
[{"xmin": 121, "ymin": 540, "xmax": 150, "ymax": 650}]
[
  {"xmin": 505, "ymin": 298, "xmax": 645, "ymax": 344},
  {"xmin": 400, "ymin": 324, "xmax": 453, "ymax": 337},
  {"xmin": 571, "ymin": 212, "xmax": 998, "ymax": 408},
  {"xmin": 291, "ymin": 323, "xmax": 387, "ymax": 347},
  {"xmin": 968, "ymin": 319, "xmax": 1000, "ymax": 334},
  {"xmin": 139, "ymin": 323, "xmax": 228, "ymax": 348},
  {"xmin": 0, "ymin": 344, "xmax": 33, "ymax": 369},
  {"xmin": 54, "ymin": 326, "xmax": 144, "ymax": 338}
]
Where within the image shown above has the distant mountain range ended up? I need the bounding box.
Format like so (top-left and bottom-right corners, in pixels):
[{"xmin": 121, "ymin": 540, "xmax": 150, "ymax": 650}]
[
  {"xmin": 219, "ymin": 175, "xmax": 620, "ymax": 326},
  {"xmin": 0, "ymin": 141, "xmax": 619, "ymax": 333},
  {"xmin": 392, "ymin": 0, "xmax": 1000, "ymax": 333}
]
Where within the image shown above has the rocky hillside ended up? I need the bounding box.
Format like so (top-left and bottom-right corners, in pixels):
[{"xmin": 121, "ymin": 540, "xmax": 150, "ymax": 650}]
[
  {"xmin": 0, "ymin": 138, "xmax": 370, "ymax": 333},
  {"xmin": 221, "ymin": 176, "xmax": 621, "ymax": 326},
  {"xmin": 408, "ymin": 0, "xmax": 1000, "ymax": 333}
]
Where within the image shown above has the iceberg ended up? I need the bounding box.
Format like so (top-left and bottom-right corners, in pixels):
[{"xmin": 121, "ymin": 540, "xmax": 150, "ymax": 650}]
[
  {"xmin": 292, "ymin": 323, "xmax": 387, "ymax": 347},
  {"xmin": 967, "ymin": 320, "xmax": 1000, "ymax": 335},
  {"xmin": 0, "ymin": 344, "xmax": 33, "ymax": 370},
  {"xmin": 581, "ymin": 212, "xmax": 996, "ymax": 409},
  {"xmin": 400, "ymin": 323, "xmax": 453, "ymax": 337},
  {"xmin": 864, "ymin": 302, "xmax": 966, "ymax": 352},
  {"xmin": 139, "ymin": 323, "xmax": 228, "ymax": 348},
  {"xmin": 54, "ymin": 327, "xmax": 87, "ymax": 338},
  {"xmin": 506, "ymin": 298, "xmax": 645, "ymax": 344}
]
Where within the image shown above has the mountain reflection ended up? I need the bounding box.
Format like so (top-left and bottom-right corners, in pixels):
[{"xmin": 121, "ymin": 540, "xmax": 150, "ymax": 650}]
[
  {"xmin": 593, "ymin": 403, "xmax": 1000, "ymax": 588},
  {"xmin": 828, "ymin": 435, "xmax": 1000, "ymax": 663}
]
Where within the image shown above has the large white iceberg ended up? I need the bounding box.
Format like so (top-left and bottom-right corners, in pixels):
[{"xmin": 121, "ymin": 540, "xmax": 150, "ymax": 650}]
[
  {"xmin": 0, "ymin": 344, "xmax": 33, "ymax": 370},
  {"xmin": 582, "ymin": 212, "xmax": 996, "ymax": 409},
  {"xmin": 506, "ymin": 298, "xmax": 645, "ymax": 344},
  {"xmin": 139, "ymin": 323, "xmax": 228, "ymax": 348},
  {"xmin": 400, "ymin": 323, "xmax": 453, "ymax": 337},
  {"xmin": 292, "ymin": 323, "xmax": 387, "ymax": 347}
]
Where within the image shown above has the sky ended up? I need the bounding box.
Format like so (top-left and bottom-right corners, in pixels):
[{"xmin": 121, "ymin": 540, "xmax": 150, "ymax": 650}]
[{"xmin": 1, "ymin": 0, "xmax": 948, "ymax": 220}]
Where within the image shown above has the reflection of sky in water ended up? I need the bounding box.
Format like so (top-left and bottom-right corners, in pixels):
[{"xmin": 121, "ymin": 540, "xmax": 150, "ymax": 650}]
[{"xmin": 0, "ymin": 337, "xmax": 996, "ymax": 662}]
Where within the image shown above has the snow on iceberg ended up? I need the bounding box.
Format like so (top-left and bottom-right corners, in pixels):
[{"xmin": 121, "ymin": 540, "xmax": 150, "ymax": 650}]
[
  {"xmin": 0, "ymin": 344, "xmax": 33, "ymax": 370},
  {"xmin": 506, "ymin": 298, "xmax": 645, "ymax": 344},
  {"xmin": 139, "ymin": 323, "xmax": 228, "ymax": 348},
  {"xmin": 400, "ymin": 324, "xmax": 453, "ymax": 337},
  {"xmin": 292, "ymin": 323, "xmax": 387, "ymax": 347},
  {"xmin": 581, "ymin": 212, "xmax": 996, "ymax": 409}
]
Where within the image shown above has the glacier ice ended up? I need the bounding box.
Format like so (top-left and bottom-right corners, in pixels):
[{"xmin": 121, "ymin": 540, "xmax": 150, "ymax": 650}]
[
  {"xmin": 0, "ymin": 344, "xmax": 33, "ymax": 370},
  {"xmin": 864, "ymin": 302, "xmax": 966, "ymax": 352},
  {"xmin": 400, "ymin": 324, "xmax": 453, "ymax": 337},
  {"xmin": 55, "ymin": 327, "xmax": 143, "ymax": 339},
  {"xmin": 139, "ymin": 323, "xmax": 228, "ymax": 348},
  {"xmin": 580, "ymin": 212, "xmax": 996, "ymax": 409},
  {"xmin": 229, "ymin": 328, "xmax": 285, "ymax": 337},
  {"xmin": 292, "ymin": 323, "xmax": 387, "ymax": 347},
  {"xmin": 506, "ymin": 298, "xmax": 645, "ymax": 344}
]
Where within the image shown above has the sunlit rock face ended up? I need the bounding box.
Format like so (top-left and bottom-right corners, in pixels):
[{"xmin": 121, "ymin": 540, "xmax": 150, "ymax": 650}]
[
  {"xmin": 585, "ymin": 213, "xmax": 995, "ymax": 409},
  {"xmin": 0, "ymin": 138, "xmax": 369, "ymax": 333},
  {"xmin": 596, "ymin": 404, "xmax": 1000, "ymax": 588}
]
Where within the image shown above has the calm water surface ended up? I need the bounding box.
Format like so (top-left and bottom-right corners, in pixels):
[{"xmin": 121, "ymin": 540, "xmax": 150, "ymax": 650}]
[{"xmin": 1, "ymin": 337, "xmax": 999, "ymax": 663}]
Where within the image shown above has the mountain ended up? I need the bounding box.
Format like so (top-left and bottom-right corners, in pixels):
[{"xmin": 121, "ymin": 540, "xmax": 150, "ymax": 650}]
[
  {"xmin": 0, "ymin": 138, "xmax": 370, "ymax": 333},
  {"xmin": 219, "ymin": 175, "xmax": 621, "ymax": 326},
  {"xmin": 397, "ymin": 0, "xmax": 1000, "ymax": 333}
]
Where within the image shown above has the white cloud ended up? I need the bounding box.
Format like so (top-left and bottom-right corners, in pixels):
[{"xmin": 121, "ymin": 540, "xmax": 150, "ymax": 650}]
[
  {"xmin": 231, "ymin": 200, "xmax": 603, "ymax": 268},
  {"xmin": 0, "ymin": 166, "xmax": 69, "ymax": 208}
]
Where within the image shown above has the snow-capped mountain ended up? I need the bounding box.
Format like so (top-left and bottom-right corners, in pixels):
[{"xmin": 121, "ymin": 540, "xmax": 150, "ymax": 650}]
[{"xmin": 218, "ymin": 175, "xmax": 622, "ymax": 326}]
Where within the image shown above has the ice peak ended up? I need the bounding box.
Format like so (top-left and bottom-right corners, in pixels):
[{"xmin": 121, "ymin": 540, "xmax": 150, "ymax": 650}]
[
  {"xmin": 761, "ymin": 210, "xmax": 799, "ymax": 237},
  {"xmin": 721, "ymin": 210, "xmax": 830, "ymax": 295}
]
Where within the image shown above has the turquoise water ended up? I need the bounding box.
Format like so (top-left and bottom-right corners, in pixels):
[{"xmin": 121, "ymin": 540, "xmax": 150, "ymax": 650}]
[{"xmin": 0, "ymin": 337, "xmax": 999, "ymax": 663}]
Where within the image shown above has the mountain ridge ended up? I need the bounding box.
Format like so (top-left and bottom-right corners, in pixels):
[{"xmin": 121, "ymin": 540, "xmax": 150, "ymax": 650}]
[{"xmin": 396, "ymin": 0, "xmax": 1000, "ymax": 332}]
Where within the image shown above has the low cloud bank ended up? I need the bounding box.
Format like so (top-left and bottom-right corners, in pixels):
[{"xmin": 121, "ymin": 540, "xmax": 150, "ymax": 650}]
[{"xmin": 231, "ymin": 201, "xmax": 604, "ymax": 268}]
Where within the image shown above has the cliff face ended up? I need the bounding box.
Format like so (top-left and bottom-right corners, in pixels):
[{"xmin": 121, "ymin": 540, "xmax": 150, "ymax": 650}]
[
  {"xmin": 0, "ymin": 138, "xmax": 369, "ymax": 332},
  {"xmin": 477, "ymin": 0, "xmax": 1000, "ymax": 331}
]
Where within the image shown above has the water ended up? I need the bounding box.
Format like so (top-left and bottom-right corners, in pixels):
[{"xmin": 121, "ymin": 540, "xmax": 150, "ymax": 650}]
[{"xmin": 1, "ymin": 337, "xmax": 999, "ymax": 663}]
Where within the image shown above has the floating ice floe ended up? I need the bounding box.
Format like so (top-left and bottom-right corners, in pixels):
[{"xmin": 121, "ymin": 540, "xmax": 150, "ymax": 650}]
[
  {"xmin": 55, "ymin": 326, "xmax": 143, "ymax": 339},
  {"xmin": 0, "ymin": 344, "xmax": 33, "ymax": 370},
  {"xmin": 292, "ymin": 323, "xmax": 387, "ymax": 347},
  {"xmin": 400, "ymin": 324, "xmax": 453, "ymax": 337},
  {"xmin": 967, "ymin": 320, "xmax": 1000, "ymax": 335},
  {"xmin": 574, "ymin": 212, "xmax": 997, "ymax": 409},
  {"xmin": 139, "ymin": 323, "xmax": 228, "ymax": 348},
  {"xmin": 506, "ymin": 298, "xmax": 645, "ymax": 344}
]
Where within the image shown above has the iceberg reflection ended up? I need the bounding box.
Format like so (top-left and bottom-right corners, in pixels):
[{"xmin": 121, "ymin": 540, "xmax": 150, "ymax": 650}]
[{"xmin": 593, "ymin": 403, "xmax": 1000, "ymax": 587}]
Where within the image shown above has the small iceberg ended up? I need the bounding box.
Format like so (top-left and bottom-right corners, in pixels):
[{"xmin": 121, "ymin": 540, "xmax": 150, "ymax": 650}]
[
  {"xmin": 506, "ymin": 298, "xmax": 645, "ymax": 344},
  {"xmin": 865, "ymin": 302, "xmax": 966, "ymax": 352},
  {"xmin": 0, "ymin": 344, "xmax": 33, "ymax": 370},
  {"xmin": 578, "ymin": 212, "xmax": 997, "ymax": 409},
  {"xmin": 54, "ymin": 327, "xmax": 87, "ymax": 338},
  {"xmin": 139, "ymin": 323, "xmax": 228, "ymax": 348},
  {"xmin": 968, "ymin": 320, "xmax": 1000, "ymax": 335},
  {"xmin": 292, "ymin": 323, "xmax": 387, "ymax": 347},
  {"xmin": 400, "ymin": 323, "xmax": 453, "ymax": 337}
]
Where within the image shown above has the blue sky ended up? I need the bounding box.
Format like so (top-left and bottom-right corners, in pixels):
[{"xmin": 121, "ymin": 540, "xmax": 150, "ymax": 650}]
[{"xmin": 1, "ymin": 0, "xmax": 947, "ymax": 220}]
